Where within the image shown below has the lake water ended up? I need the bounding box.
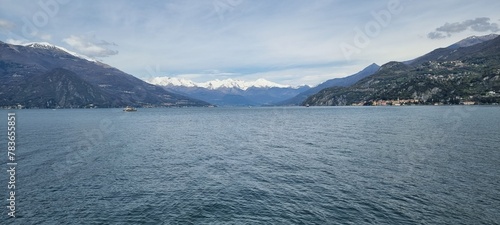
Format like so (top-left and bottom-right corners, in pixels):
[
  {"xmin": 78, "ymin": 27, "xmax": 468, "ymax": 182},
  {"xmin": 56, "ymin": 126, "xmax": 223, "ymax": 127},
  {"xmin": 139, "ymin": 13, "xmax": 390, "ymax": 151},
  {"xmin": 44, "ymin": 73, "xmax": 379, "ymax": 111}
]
[{"xmin": 1, "ymin": 106, "xmax": 500, "ymax": 224}]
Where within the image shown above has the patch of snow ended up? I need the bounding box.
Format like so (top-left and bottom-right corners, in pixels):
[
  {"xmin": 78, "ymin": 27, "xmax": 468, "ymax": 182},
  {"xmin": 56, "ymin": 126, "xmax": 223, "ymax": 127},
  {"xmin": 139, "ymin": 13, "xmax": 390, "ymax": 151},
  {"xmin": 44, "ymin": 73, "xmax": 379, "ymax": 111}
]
[
  {"xmin": 22, "ymin": 42, "xmax": 97, "ymax": 63},
  {"xmin": 146, "ymin": 77, "xmax": 292, "ymax": 90},
  {"xmin": 146, "ymin": 77, "xmax": 197, "ymax": 87}
]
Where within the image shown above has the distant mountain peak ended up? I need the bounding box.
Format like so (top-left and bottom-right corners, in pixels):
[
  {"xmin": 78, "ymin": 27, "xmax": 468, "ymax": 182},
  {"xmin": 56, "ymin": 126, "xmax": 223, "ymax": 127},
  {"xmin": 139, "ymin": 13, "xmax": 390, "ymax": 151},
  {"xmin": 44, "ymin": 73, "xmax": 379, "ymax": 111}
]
[
  {"xmin": 464, "ymin": 34, "xmax": 498, "ymax": 40},
  {"xmin": 147, "ymin": 77, "xmax": 292, "ymax": 90},
  {"xmin": 21, "ymin": 41, "xmax": 97, "ymax": 63},
  {"xmin": 276, "ymin": 63, "xmax": 380, "ymax": 106},
  {"xmin": 447, "ymin": 34, "xmax": 499, "ymax": 49},
  {"xmin": 363, "ymin": 63, "xmax": 380, "ymax": 71},
  {"xmin": 24, "ymin": 42, "xmax": 57, "ymax": 49},
  {"xmin": 147, "ymin": 77, "xmax": 198, "ymax": 87}
]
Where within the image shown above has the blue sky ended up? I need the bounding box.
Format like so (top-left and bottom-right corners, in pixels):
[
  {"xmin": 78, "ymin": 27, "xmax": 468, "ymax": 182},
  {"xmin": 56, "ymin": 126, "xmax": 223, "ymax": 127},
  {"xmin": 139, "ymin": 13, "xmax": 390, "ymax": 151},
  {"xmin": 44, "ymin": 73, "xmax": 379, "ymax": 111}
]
[{"xmin": 1, "ymin": 0, "xmax": 499, "ymax": 86}]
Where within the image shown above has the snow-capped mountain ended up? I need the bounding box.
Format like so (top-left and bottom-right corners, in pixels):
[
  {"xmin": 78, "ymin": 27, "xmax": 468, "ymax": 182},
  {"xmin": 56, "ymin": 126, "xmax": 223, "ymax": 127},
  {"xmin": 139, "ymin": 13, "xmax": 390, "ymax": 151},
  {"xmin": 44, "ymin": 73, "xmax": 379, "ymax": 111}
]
[
  {"xmin": 200, "ymin": 78, "xmax": 290, "ymax": 90},
  {"xmin": 146, "ymin": 77, "xmax": 310, "ymax": 106},
  {"xmin": 0, "ymin": 40, "xmax": 209, "ymax": 108},
  {"xmin": 147, "ymin": 77, "xmax": 198, "ymax": 87},
  {"xmin": 147, "ymin": 77, "xmax": 292, "ymax": 90},
  {"xmin": 447, "ymin": 34, "xmax": 499, "ymax": 49},
  {"xmin": 22, "ymin": 42, "xmax": 97, "ymax": 62}
]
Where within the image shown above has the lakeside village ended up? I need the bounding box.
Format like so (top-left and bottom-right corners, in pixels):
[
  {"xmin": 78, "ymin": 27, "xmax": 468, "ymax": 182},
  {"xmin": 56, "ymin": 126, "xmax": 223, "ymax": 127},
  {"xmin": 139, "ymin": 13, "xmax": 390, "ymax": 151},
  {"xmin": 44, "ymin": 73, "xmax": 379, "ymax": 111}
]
[
  {"xmin": 351, "ymin": 91, "xmax": 499, "ymax": 106},
  {"xmin": 352, "ymin": 99, "xmax": 476, "ymax": 106}
]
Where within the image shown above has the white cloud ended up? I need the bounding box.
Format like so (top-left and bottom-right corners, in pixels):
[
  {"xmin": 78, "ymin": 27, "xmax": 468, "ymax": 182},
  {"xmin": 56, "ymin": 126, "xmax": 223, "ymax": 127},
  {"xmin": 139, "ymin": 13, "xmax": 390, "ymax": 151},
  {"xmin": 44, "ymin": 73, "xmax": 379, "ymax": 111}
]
[
  {"xmin": 237, "ymin": 65, "xmax": 364, "ymax": 87},
  {"xmin": 62, "ymin": 35, "xmax": 118, "ymax": 57},
  {"xmin": 428, "ymin": 17, "xmax": 500, "ymax": 39},
  {"xmin": 174, "ymin": 70, "xmax": 240, "ymax": 83},
  {"xmin": 5, "ymin": 38, "xmax": 26, "ymax": 45},
  {"xmin": 0, "ymin": 19, "xmax": 14, "ymax": 30}
]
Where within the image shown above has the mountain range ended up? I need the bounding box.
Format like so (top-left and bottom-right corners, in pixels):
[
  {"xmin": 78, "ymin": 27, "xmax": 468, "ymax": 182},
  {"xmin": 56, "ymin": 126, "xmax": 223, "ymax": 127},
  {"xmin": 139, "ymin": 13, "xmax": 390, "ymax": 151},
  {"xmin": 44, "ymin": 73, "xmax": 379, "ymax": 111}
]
[
  {"xmin": 146, "ymin": 64, "xmax": 382, "ymax": 106},
  {"xmin": 146, "ymin": 77, "xmax": 312, "ymax": 106},
  {"xmin": 0, "ymin": 41, "xmax": 210, "ymax": 108},
  {"xmin": 1, "ymin": 34, "xmax": 499, "ymax": 108},
  {"xmin": 304, "ymin": 34, "xmax": 500, "ymax": 106},
  {"xmin": 148, "ymin": 77, "xmax": 292, "ymax": 90}
]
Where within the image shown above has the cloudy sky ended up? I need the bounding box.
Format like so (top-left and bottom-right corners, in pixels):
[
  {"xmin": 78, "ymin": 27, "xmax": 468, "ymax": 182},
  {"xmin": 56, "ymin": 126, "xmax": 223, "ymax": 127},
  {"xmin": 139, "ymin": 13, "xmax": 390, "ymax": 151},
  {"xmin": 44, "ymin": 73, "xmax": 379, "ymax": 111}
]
[{"xmin": 0, "ymin": 0, "xmax": 499, "ymax": 86}]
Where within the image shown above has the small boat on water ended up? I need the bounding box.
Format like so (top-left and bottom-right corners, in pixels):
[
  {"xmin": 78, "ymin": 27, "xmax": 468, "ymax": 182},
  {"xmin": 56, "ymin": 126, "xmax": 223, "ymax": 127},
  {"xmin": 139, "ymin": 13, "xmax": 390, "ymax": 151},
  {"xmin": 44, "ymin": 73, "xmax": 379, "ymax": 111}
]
[{"xmin": 123, "ymin": 106, "xmax": 137, "ymax": 112}]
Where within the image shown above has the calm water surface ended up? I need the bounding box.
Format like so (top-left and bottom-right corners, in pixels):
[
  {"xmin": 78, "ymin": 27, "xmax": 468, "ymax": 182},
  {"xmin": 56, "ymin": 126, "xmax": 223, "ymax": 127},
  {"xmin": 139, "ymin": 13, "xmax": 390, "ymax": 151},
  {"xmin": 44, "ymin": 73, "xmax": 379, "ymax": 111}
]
[{"xmin": 1, "ymin": 106, "xmax": 499, "ymax": 224}]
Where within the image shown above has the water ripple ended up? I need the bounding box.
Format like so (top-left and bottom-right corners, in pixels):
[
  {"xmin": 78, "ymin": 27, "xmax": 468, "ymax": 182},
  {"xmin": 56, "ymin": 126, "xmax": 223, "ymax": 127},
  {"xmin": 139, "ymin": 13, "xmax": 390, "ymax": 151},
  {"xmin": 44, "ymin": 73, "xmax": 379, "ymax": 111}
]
[{"xmin": 1, "ymin": 107, "xmax": 499, "ymax": 224}]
